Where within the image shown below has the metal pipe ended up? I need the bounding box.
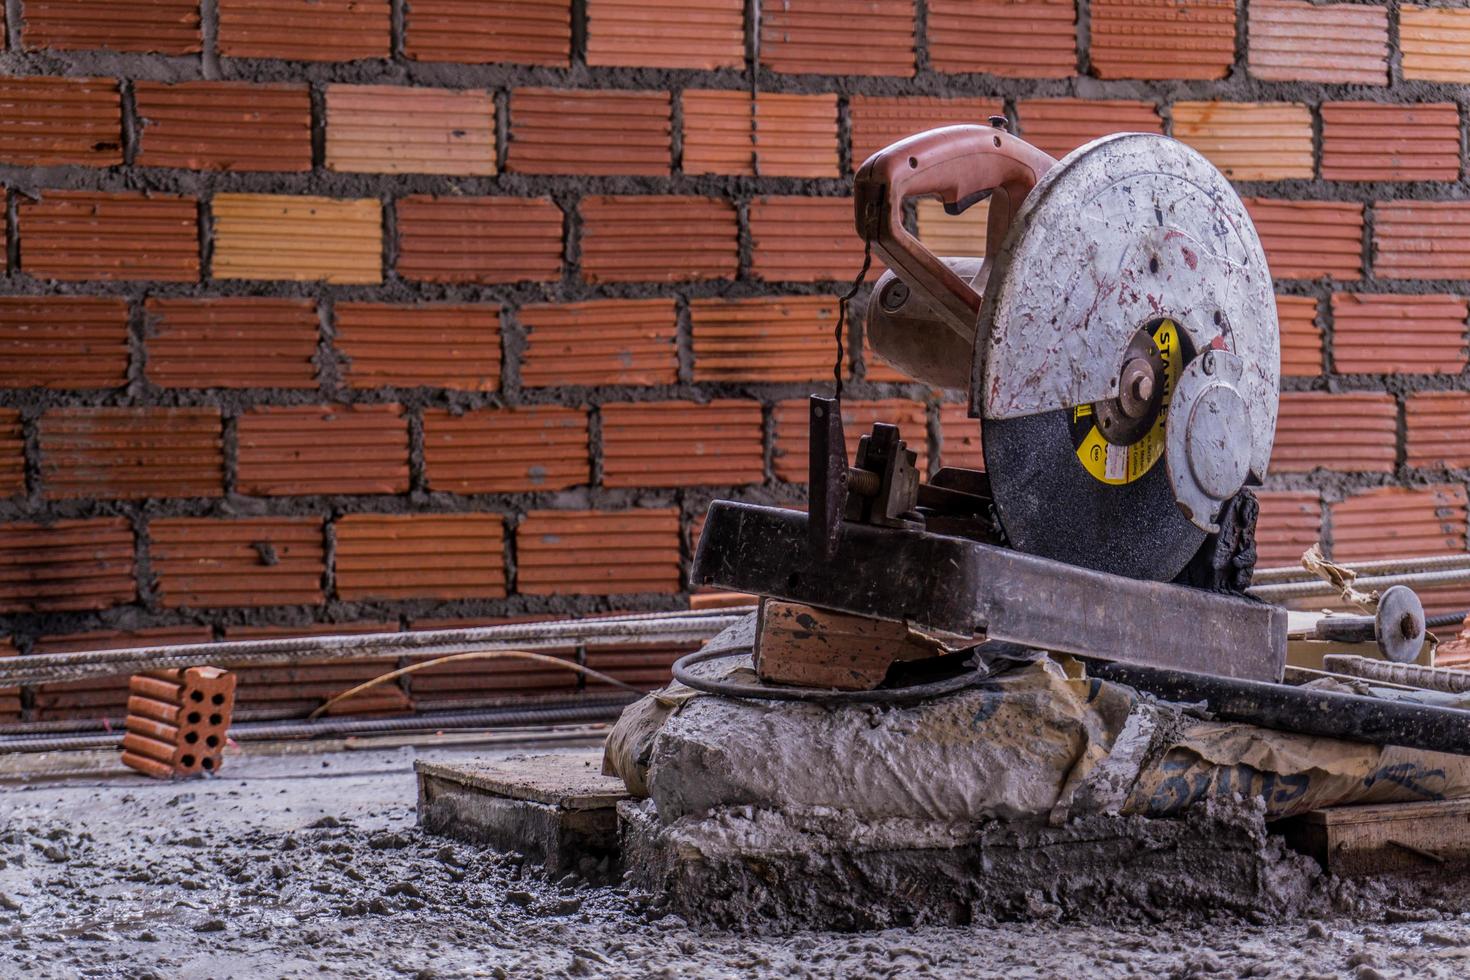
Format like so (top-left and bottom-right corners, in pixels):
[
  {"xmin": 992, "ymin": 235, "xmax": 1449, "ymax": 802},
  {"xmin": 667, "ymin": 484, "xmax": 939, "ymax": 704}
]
[
  {"xmin": 0, "ymin": 698, "xmax": 636, "ymax": 754},
  {"xmin": 1248, "ymin": 566, "xmax": 1470, "ymax": 602},
  {"xmin": 0, "ymin": 610, "xmax": 751, "ymax": 688},
  {"xmin": 1089, "ymin": 662, "xmax": 1470, "ymax": 757},
  {"xmin": 1252, "ymin": 552, "xmax": 1470, "ymax": 585}
]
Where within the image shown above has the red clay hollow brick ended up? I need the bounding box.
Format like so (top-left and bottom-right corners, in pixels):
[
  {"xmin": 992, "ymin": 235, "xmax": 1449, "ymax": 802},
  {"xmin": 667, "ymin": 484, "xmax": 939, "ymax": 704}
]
[
  {"xmin": 1090, "ymin": 0, "xmax": 1236, "ymax": 80},
  {"xmin": 423, "ymin": 406, "xmax": 589, "ymax": 493},
  {"xmin": 121, "ymin": 667, "xmax": 237, "ymax": 779},
  {"xmin": 0, "ymin": 518, "xmax": 135, "ymax": 613},
  {"xmin": 520, "ymin": 299, "xmax": 678, "ymax": 388},
  {"xmin": 327, "ymin": 85, "xmax": 496, "ymax": 176},
  {"xmin": 1374, "ymin": 202, "xmax": 1470, "ymax": 281},
  {"xmin": 690, "ymin": 295, "xmax": 842, "ymax": 383},
  {"xmin": 1331, "ymin": 293, "xmax": 1468, "ymax": 375},
  {"xmin": 217, "ymin": 0, "xmax": 391, "ymax": 61},
  {"xmin": 516, "ymin": 509, "xmax": 681, "ymax": 595},
  {"xmin": 1271, "ymin": 393, "xmax": 1397, "ymax": 474},
  {"xmin": 1321, "ymin": 103, "xmax": 1459, "ymax": 182},
  {"xmin": 135, "ymin": 82, "xmax": 312, "ymax": 172},
  {"xmin": 586, "ymin": 0, "xmax": 742, "ymax": 70},
  {"xmin": 236, "ymin": 405, "xmax": 410, "ymax": 496},
  {"xmin": 1275, "ymin": 295, "xmax": 1322, "ymax": 378},
  {"xmin": 334, "ymin": 302, "xmax": 501, "ymax": 392},
  {"xmin": 748, "ymin": 196, "xmax": 869, "ymax": 283},
  {"xmin": 0, "ymin": 77, "xmax": 122, "ymax": 167},
  {"xmin": 1014, "ymin": 99, "xmax": 1162, "ymax": 159},
  {"xmin": 1407, "ymin": 393, "xmax": 1470, "ymax": 470},
  {"xmin": 928, "ymin": 0, "xmax": 1076, "ymax": 78},
  {"xmin": 580, "ymin": 196, "xmax": 738, "ymax": 283},
  {"xmin": 1254, "ymin": 491, "xmax": 1323, "ymax": 568},
  {"xmin": 144, "ymin": 297, "xmax": 320, "ymax": 389},
  {"xmin": 1331, "ymin": 486, "xmax": 1468, "ymax": 562},
  {"xmin": 761, "ymin": 0, "xmax": 916, "ymax": 77},
  {"xmin": 334, "ymin": 513, "xmax": 506, "ymax": 601},
  {"xmin": 150, "ymin": 516, "xmax": 326, "ymax": 609},
  {"xmin": 1402, "ymin": 5, "xmax": 1470, "ymax": 83},
  {"xmin": 508, "ymin": 88, "xmax": 670, "ymax": 177},
  {"xmin": 0, "ymin": 296, "xmax": 130, "ymax": 389},
  {"xmin": 397, "ymin": 196, "xmax": 563, "ymax": 284},
  {"xmin": 601, "ymin": 400, "xmax": 764, "ymax": 488},
  {"xmin": 1248, "ymin": 0, "xmax": 1388, "ymax": 85},
  {"xmin": 407, "ymin": 0, "xmax": 572, "ymax": 66},
  {"xmin": 23, "ymin": 0, "xmax": 201, "ymax": 54},
  {"xmin": 39, "ymin": 407, "xmax": 224, "ymax": 500},
  {"xmin": 1243, "ymin": 199, "xmax": 1364, "ymax": 281},
  {"xmin": 20, "ymin": 191, "xmax": 199, "ymax": 283}
]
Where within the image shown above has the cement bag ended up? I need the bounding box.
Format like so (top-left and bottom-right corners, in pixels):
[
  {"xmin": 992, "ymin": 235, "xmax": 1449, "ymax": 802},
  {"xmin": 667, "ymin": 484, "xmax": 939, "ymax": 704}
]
[
  {"xmin": 1125, "ymin": 720, "xmax": 1470, "ymax": 820},
  {"xmin": 604, "ymin": 616, "xmax": 1470, "ymax": 824}
]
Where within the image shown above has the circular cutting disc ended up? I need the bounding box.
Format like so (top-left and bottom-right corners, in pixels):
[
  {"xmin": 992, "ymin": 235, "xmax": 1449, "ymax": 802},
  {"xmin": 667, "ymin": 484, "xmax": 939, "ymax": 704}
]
[
  {"xmin": 977, "ymin": 133, "xmax": 1278, "ymax": 582},
  {"xmin": 985, "ymin": 409, "xmax": 1207, "ymax": 581}
]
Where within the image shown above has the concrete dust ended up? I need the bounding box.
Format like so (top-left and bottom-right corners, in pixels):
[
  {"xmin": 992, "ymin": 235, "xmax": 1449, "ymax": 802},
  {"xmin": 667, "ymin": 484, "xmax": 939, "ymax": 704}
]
[{"xmin": 2, "ymin": 746, "xmax": 1470, "ymax": 978}]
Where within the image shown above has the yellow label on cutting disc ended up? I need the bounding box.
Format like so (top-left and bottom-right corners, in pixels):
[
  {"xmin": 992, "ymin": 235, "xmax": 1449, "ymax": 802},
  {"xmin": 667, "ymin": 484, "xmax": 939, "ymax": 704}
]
[{"xmin": 1070, "ymin": 319, "xmax": 1180, "ymax": 486}]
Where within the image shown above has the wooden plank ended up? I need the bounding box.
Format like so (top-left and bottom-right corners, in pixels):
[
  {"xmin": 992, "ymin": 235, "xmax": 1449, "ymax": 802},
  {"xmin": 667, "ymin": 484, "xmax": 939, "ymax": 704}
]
[
  {"xmin": 1277, "ymin": 798, "xmax": 1470, "ymax": 875},
  {"xmin": 753, "ymin": 598, "xmax": 942, "ymax": 690}
]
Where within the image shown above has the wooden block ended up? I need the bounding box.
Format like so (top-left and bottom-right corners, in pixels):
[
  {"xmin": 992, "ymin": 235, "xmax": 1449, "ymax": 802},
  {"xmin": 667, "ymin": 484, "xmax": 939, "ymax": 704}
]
[
  {"xmin": 416, "ymin": 751, "xmax": 629, "ymax": 875},
  {"xmin": 1276, "ymin": 798, "xmax": 1470, "ymax": 876},
  {"xmin": 754, "ymin": 598, "xmax": 941, "ymax": 690}
]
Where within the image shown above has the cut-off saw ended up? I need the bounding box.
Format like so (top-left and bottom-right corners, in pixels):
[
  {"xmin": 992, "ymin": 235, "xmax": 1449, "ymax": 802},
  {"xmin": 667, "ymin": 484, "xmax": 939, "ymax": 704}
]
[{"xmin": 693, "ymin": 122, "xmax": 1290, "ymax": 684}]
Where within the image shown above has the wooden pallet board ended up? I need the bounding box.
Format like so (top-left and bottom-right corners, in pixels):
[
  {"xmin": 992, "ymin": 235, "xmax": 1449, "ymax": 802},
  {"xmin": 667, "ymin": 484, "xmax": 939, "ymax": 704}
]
[{"xmin": 1276, "ymin": 797, "xmax": 1470, "ymax": 875}]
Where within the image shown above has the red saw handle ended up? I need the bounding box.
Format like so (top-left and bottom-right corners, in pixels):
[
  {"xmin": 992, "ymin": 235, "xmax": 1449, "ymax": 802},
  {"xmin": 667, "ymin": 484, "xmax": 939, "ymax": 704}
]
[{"xmin": 854, "ymin": 124, "xmax": 1057, "ymax": 331}]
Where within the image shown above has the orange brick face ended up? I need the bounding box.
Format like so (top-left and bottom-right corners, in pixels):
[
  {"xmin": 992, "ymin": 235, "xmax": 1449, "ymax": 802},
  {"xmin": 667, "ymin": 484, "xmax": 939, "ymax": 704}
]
[
  {"xmin": 327, "ymin": 85, "xmax": 496, "ymax": 176},
  {"xmin": 1091, "ymin": 0, "xmax": 1236, "ymax": 80},
  {"xmin": 1248, "ymin": 0, "xmax": 1388, "ymax": 85},
  {"xmin": 516, "ymin": 509, "xmax": 681, "ymax": 595},
  {"xmin": 407, "ymin": 0, "xmax": 572, "ymax": 66},
  {"xmin": 335, "ymin": 303, "xmax": 501, "ymax": 391},
  {"xmin": 928, "ymin": 0, "xmax": 1076, "ymax": 77},
  {"xmin": 335, "ymin": 514, "xmax": 506, "ymax": 601},
  {"xmin": 423, "ymin": 406, "xmax": 589, "ymax": 493},
  {"xmin": 587, "ymin": 0, "xmax": 741, "ymax": 70},
  {"xmin": 580, "ymin": 196, "xmax": 737, "ymax": 283},
  {"xmin": 0, "ymin": 297, "xmax": 129, "ymax": 389},
  {"xmin": 748, "ymin": 196, "xmax": 867, "ymax": 283},
  {"xmin": 236, "ymin": 405, "xmax": 410, "ymax": 496},
  {"xmin": 150, "ymin": 517, "xmax": 325, "ymax": 608},
  {"xmin": 1321, "ymin": 103, "xmax": 1459, "ymax": 182},
  {"xmin": 761, "ymin": 0, "xmax": 915, "ymax": 76},
  {"xmin": 21, "ymin": 191, "xmax": 199, "ymax": 282},
  {"xmin": 601, "ymin": 400, "xmax": 764, "ymax": 488},
  {"xmin": 135, "ymin": 82, "xmax": 312, "ymax": 172},
  {"xmin": 0, "ymin": 77, "xmax": 121, "ymax": 167},
  {"xmin": 217, "ymin": 0, "xmax": 390, "ymax": 61},
  {"xmin": 23, "ymin": 0, "xmax": 201, "ymax": 54},
  {"xmin": 397, "ymin": 196, "xmax": 563, "ymax": 284},
  {"xmin": 1272, "ymin": 393, "xmax": 1397, "ymax": 473},
  {"xmin": 520, "ymin": 299, "xmax": 678, "ymax": 387},
  {"xmin": 39, "ymin": 407, "xmax": 224, "ymax": 500},
  {"xmin": 508, "ymin": 89, "xmax": 670, "ymax": 176},
  {"xmin": 145, "ymin": 297, "xmax": 320, "ymax": 389}
]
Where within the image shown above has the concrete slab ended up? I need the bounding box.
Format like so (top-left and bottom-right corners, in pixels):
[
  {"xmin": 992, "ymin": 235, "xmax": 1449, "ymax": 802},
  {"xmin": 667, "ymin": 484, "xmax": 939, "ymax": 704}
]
[{"xmin": 416, "ymin": 751, "xmax": 629, "ymax": 875}]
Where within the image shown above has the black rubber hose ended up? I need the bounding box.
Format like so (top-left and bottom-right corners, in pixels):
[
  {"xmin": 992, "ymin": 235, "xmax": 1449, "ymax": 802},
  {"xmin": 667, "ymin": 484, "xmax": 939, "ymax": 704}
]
[{"xmin": 671, "ymin": 646, "xmax": 994, "ymax": 703}]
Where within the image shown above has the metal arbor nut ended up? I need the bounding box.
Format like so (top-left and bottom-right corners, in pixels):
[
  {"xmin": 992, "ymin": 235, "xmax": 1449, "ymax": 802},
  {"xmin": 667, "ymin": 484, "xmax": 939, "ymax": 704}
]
[{"xmin": 1165, "ymin": 349, "xmax": 1254, "ymax": 533}]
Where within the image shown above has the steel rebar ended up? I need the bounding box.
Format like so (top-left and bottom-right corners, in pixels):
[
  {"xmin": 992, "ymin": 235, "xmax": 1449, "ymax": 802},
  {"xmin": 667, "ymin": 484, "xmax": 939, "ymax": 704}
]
[
  {"xmin": 1248, "ymin": 566, "xmax": 1470, "ymax": 603},
  {"xmin": 0, "ymin": 609, "xmax": 752, "ymax": 688},
  {"xmin": 0, "ymin": 698, "xmax": 636, "ymax": 754},
  {"xmin": 1251, "ymin": 552, "xmax": 1470, "ymax": 585}
]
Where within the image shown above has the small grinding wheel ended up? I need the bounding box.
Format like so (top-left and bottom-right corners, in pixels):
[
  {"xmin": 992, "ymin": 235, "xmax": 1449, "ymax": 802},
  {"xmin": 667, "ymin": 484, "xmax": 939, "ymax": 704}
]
[{"xmin": 1375, "ymin": 585, "xmax": 1427, "ymax": 664}]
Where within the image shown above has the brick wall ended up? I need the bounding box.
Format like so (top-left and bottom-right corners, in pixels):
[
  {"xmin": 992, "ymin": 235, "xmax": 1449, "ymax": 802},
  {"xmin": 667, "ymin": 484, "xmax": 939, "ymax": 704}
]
[{"xmin": 0, "ymin": 0, "xmax": 1468, "ymax": 721}]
